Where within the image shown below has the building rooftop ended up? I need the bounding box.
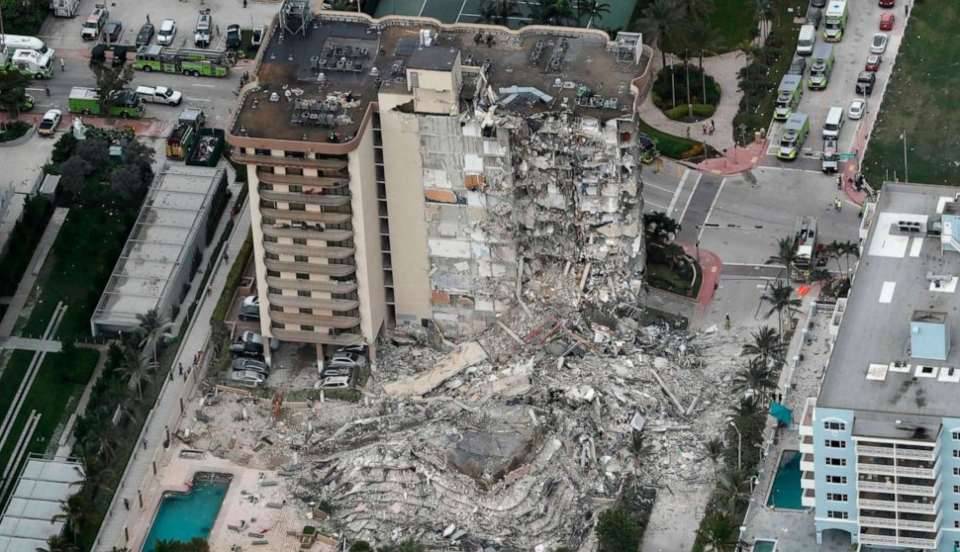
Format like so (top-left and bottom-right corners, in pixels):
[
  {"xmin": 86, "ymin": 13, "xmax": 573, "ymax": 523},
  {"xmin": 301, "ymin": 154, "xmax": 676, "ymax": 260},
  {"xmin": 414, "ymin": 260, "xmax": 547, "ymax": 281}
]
[
  {"xmin": 91, "ymin": 165, "xmax": 223, "ymax": 332},
  {"xmin": 819, "ymin": 182, "xmax": 960, "ymax": 419},
  {"xmin": 0, "ymin": 456, "xmax": 84, "ymax": 552},
  {"xmin": 232, "ymin": 14, "xmax": 648, "ymax": 144}
]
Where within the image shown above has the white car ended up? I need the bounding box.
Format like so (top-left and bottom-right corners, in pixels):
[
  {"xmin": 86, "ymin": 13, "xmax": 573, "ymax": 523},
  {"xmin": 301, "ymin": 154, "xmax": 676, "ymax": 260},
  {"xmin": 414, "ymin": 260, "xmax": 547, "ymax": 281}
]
[
  {"xmin": 848, "ymin": 99, "xmax": 866, "ymax": 120},
  {"xmin": 156, "ymin": 19, "xmax": 177, "ymax": 45},
  {"xmin": 870, "ymin": 33, "xmax": 888, "ymax": 54},
  {"xmin": 231, "ymin": 369, "xmax": 265, "ymax": 386},
  {"xmin": 37, "ymin": 109, "xmax": 62, "ymax": 137},
  {"xmin": 315, "ymin": 376, "xmax": 351, "ymax": 389}
]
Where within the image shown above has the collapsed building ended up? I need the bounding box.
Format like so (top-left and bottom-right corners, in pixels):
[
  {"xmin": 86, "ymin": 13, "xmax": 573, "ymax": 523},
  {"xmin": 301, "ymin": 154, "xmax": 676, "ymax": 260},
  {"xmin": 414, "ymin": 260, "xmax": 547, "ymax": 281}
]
[{"xmin": 227, "ymin": 4, "xmax": 651, "ymax": 359}]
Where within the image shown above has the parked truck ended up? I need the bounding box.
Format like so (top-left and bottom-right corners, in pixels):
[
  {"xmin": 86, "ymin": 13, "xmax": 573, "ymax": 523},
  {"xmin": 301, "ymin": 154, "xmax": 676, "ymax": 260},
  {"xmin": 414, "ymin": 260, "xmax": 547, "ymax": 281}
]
[
  {"xmin": 68, "ymin": 87, "xmax": 143, "ymax": 118},
  {"xmin": 777, "ymin": 112, "xmax": 809, "ymax": 161},
  {"xmin": 133, "ymin": 45, "xmax": 229, "ymax": 77},
  {"xmin": 773, "ymin": 74, "xmax": 803, "ymax": 121},
  {"xmin": 166, "ymin": 108, "xmax": 205, "ymax": 160},
  {"xmin": 823, "ymin": 0, "xmax": 848, "ymax": 42},
  {"xmin": 808, "ymin": 43, "xmax": 834, "ymax": 90},
  {"xmin": 49, "ymin": 0, "xmax": 79, "ymax": 17},
  {"xmin": 821, "ymin": 137, "xmax": 839, "ymax": 173},
  {"xmin": 1, "ymin": 47, "xmax": 54, "ymax": 79},
  {"xmin": 791, "ymin": 216, "xmax": 819, "ymax": 281}
]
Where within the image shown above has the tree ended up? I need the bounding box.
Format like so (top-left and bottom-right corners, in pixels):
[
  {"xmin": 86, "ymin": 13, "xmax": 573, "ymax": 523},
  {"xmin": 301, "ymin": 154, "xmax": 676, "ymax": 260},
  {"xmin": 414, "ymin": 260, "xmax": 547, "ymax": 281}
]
[
  {"xmin": 52, "ymin": 132, "xmax": 79, "ymax": 163},
  {"xmin": 47, "ymin": 534, "xmax": 81, "ymax": 552},
  {"xmin": 121, "ymin": 343, "xmax": 157, "ymax": 398},
  {"xmin": 154, "ymin": 539, "xmax": 210, "ymax": 552},
  {"xmin": 830, "ymin": 240, "xmax": 859, "ymax": 279},
  {"xmin": 637, "ymin": 0, "xmax": 681, "ymax": 70},
  {"xmin": 52, "ymin": 494, "xmax": 89, "ymax": 543},
  {"xmin": 478, "ymin": 0, "xmax": 518, "ymax": 25},
  {"xmin": 135, "ymin": 308, "xmax": 172, "ymax": 362},
  {"xmin": 681, "ymin": 18, "xmax": 717, "ymax": 105},
  {"xmin": 732, "ymin": 357, "xmax": 776, "ymax": 406},
  {"xmin": 91, "ymin": 63, "xmax": 134, "ymax": 114},
  {"xmin": 704, "ymin": 437, "xmax": 724, "ymax": 474},
  {"xmin": 698, "ymin": 510, "xmax": 738, "ymax": 551},
  {"xmin": 349, "ymin": 542, "xmax": 372, "ymax": 552},
  {"xmin": 578, "ymin": 0, "xmax": 610, "ymax": 27},
  {"xmin": 0, "ymin": 70, "xmax": 30, "ymax": 119},
  {"xmin": 760, "ymin": 280, "xmax": 800, "ymax": 338},
  {"xmin": 643, "ymin": 211, "xmax": 679, "ymax": 245},
  {"xmin": 59, "ymin": 156, "xmax": 94, "ymax": 197},
  {"xmin": 75, "ymin": 137, "xmax": 111, "ymax": 168},
  {"xmin": 767, "ymin": 236, "xmax": 797, "ymax": 284},
  {"xmin": 110, "ymin": 165, "xmax": 145, "ymax": 203},
  {"xmin": 595, "ymin": 507, "xmax": 641, "ymax": 552},
  {"xmin": 741, "ymin": 326, "xmax": 783, "ymax": 368}
]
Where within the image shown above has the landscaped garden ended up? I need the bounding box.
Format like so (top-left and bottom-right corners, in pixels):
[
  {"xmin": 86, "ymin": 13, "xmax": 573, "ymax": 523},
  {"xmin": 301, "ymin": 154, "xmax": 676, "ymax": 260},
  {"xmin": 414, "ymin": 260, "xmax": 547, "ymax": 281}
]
[
  {"xmin": 862, "ymin": 1, "xmax": 960, "ymax": 187},
  {"xmin": 651, "ymin": 64, "xmax": 722, "ymax": 122},
  {"xmin": 644, "ymin": 212, "xmax": 702, "ymax": 298}
]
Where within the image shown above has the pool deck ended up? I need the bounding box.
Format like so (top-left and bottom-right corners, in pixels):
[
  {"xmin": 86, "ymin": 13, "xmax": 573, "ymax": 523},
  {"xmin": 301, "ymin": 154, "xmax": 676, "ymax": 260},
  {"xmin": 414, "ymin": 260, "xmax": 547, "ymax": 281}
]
[{"xmin": 127, "ymin": 448, "xmax": 321, "ymax": 552}]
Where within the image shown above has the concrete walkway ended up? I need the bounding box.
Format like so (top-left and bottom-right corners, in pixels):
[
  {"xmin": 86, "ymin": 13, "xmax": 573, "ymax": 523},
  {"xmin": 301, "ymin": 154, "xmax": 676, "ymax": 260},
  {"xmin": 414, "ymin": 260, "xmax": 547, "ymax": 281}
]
[
  {"xmin": 0, "ymin": 336, "xmax": 62, "ymax": 352},
  {"xmin": 94, "ymin": 189, "xmax": 250, "ymax": 552},
  {"xmin": 636, "ymin": 50, "xmax": 747, "ymax": 152},
  {"xmin": 0, "ymin": 207, "xmax": 68, "ymax": 338}
]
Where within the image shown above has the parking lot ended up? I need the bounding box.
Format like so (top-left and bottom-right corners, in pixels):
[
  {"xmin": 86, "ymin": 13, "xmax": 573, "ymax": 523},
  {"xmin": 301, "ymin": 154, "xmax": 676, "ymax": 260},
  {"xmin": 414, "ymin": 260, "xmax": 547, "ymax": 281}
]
[{"xmin": 764, "ymin": 0, "xmax": 907, "ymax": 171}]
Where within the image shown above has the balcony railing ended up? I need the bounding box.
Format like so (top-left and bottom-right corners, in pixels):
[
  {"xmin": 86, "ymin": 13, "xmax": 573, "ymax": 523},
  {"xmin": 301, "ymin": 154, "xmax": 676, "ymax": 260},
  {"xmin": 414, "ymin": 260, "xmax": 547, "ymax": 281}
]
[
  {"xmin": 263, "ymin": 241, "xmax": 355, "ymax": 259},
  {"xmin": 858, "ymin": 460, "xmax": 936, "ymax": 479},
  {"xmin": 268, "ymin": 294, "xmax": 359, "ymax": 312},
  {"xmin": 233, "ymin": 152, "xmax": 348, "ymax": 170},
  {"xmin": 257, "ymin": 170, "xmax": 349, "ymax": 189},
  {"xmin": 271, "ymin": 328, "xmax": 363, "ymax": 346},
  {"xmin": 859, "ymin": 498, "xmax": 896, "ymax": 511},
  {"xmin": 260, "ymin": 189, "xmax": 352, "ymax": 207},
  {"xmin": 269, "ymin": 310, "xmax": 360, "ymax": 329},
  {"xmin": 898, "ymin": 515, "xmax": 939, "ymax": 532},
  {"xmin": 858, "ymin": 534, "xmax": 897, "ymax": 546},
  {"xmin": 857, "ymin": 445, "xmax": 895, "ymax": 458},
  {"xmin": 858, "ymin": 479, "xmax": 895, "ymax": 492},
  {"xmin": 265, "ymin": 259, "xmax": 356, "ymax": 277},
  {"xmin": 857, "ymin": 479, "xmax": 938, "ymax": 496},
  {"xmin": 898, "ymin": 537, "xmax": 937, "ymax": 549},
  {"xmin": 260, "ymin": 208, "xmax": 351, "ymax": 225},
  {"xmin": 859, "ymin": 516, "xmax": 896, "ymax": 528},
  {"xmin": 898, "ymin": 500, "xmax": 939, "ymax": 515},
  {"xmin": 896, "ymin": 448, "xmax": 936, "ymax": 461},
  {"xmin": 261, "ymin": 224, "xmax": 353, "ymax": 242},
  {"xmin": 266, "ymin": 276, "xmax": 357, "ymax": 294}
]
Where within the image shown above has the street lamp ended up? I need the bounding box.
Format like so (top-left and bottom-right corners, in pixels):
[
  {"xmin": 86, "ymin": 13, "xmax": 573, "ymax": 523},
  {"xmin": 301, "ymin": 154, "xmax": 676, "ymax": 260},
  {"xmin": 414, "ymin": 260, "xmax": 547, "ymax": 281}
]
[
  {"xmin": 900, "ymin": 130, "xmax": 909, "ymax": 184},
  {"xmin": 729, "ymin": 420, "xmax": 742, "ymax": 472}
]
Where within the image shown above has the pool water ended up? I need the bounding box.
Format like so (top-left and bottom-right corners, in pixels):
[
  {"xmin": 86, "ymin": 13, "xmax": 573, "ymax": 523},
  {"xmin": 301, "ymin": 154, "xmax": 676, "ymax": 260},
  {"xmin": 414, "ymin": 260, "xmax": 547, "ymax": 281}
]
[
  {"xmin": 753, "ymin": 539, "xmax": 777, "ymax": 552},
  {"xmin": 142, "ymin": 474, "xmax": 230, "ymax": 552},
  {"xmin": 767, "ymin": 450, "xmax": 803, "ymax": 509}
]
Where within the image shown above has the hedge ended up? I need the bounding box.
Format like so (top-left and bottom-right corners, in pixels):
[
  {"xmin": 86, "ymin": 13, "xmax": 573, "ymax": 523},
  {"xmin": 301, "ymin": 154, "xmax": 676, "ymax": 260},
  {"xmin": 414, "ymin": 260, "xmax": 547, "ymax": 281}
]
[
  {"xmin": 211, "ymin": 231, "xmax": 253, "ymax": 322},
  {"xmin": 663, "ymin": 103, "xmax": 717, "ymax": 121},
  {"xmin": 0, "ymin": 195, "xmax": 53, "ymax": 295}
]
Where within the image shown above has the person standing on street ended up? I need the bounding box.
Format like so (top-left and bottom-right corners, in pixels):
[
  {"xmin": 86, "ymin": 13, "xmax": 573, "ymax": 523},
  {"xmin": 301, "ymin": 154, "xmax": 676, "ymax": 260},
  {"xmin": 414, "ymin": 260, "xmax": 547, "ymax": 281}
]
[{"xmin": 59, "ymin": 57, "xmax": 65, "ymax": 72}]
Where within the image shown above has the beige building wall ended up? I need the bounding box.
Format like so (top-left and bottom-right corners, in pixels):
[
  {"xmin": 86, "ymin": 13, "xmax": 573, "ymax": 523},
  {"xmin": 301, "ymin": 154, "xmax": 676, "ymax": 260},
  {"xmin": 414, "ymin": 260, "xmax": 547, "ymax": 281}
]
[
  {"xmin": 243, "ymin": 152, "xmax": 274, "ymax": 341},
  {"xmin": 378, "ymin": 91, "xmax": 432, "ymax": 323},
  {"xmin": 348, "ymin": 122, "xmax": 386, "ymax": 342}
]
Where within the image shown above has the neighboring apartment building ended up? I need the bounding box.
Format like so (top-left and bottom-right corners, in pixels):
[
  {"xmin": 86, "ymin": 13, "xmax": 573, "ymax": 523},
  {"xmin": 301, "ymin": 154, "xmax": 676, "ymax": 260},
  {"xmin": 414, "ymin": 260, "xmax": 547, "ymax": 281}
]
[
  {"xmin": 227, "ymin": 3, "xmax": 649, "ymax": 356},
  {"xmin": 801, "ymin": 183, "xmax": 960, "ymax": 550}
]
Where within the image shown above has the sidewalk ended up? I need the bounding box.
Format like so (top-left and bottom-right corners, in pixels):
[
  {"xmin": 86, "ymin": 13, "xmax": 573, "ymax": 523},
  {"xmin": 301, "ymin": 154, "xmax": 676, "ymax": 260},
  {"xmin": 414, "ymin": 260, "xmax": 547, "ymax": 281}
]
[
  {"xmin": 94, "ymin": 188, "xmax": 250, "ymax": 551},
  {"xmin": 636, "ymin": 50, "xmax": 746, "ymax": 152},
  {"xmin": 696, "ymin": 140, "xmax": 767, "ymax": 175},
  {"xmin": 0, "ymin": 207, "xmax": 68, "ymax": 338}
]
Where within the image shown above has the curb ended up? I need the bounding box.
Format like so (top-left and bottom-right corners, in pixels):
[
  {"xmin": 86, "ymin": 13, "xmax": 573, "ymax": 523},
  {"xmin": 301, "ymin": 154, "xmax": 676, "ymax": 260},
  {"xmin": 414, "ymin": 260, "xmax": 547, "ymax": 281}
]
[{"xmin": 0, "ymin": 124, "xmax": 36, "ymax": 148}]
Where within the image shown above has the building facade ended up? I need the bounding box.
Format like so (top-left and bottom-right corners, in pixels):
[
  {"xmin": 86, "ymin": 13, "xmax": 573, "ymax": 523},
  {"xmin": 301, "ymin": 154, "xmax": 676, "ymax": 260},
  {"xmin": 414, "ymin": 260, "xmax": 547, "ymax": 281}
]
[{"xmin": 228, "ymin": 8, "xmax": 650, "ymax": 357}]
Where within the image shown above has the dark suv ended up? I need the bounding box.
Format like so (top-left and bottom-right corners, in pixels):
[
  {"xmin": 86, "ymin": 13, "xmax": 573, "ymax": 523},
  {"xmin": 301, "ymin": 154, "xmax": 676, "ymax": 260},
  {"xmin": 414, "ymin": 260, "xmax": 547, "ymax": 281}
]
[
  {"xmin": 856, "ymin": 71, "xmax": 877, "ymax": 95},
  {"xmin": 102, "ymin": 21, "xmax": 122, "ymax": 43},
  {"xmin": 225, "ymin": 24, "xmax": 241, "ymax": 49}
]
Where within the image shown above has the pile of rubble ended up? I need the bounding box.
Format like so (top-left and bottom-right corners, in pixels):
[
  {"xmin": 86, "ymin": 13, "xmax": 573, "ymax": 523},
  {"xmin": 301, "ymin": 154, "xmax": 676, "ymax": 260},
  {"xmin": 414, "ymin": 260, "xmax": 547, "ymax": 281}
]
[{"xmin": 188, "ymin": 294, "xmax": 748, "ymax": 550}]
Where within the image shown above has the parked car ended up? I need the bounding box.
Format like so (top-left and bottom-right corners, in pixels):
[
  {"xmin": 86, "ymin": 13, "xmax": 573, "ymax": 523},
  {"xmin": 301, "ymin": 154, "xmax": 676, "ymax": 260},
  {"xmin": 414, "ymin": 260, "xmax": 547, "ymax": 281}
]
[
  {"xmin": 879, "ymin": 12, "xmax": 895, "ymax": 30},
  {"xmin": 251, "ymin": 25, "xmax": 264, "ymax": 47},
  {"xmin": 879, "ymin": 0, "xmax": 894, "ymax": 7},
  {"xmin": 37, "ymin": 109, "xmax": 62, "ymax": 137},
  {"xmin": 336, "ymin": 344, "xmax": 368, "ymax": 356},
  {"xmin": 136, "ymin": 22, "xmax": 154, "ymax": 46},
  {"xmin": 856, "ymin": 71, "xmax": 877, "ymax": 95},
  {"xmin": 157, "ymin": 18, "xmax": 177, "ymax": 45},
  {"xmin": 239, "ymin": 295, "xmax": 260, "ymax": 321},
  {"xmin": 810, "ymin": 0, "xmax": 826, "ymax": 7},
  {"xmin": 329, "ymin": 351, "xmax": 367, "ymax": 368},
  {"xmin": 805, "ymin": 7, "xmax": 822, "ymax": 27},
  {"xmin": 321, "ymin": 365, "xmax": 353, "ymax": 378},
  {"xmin": 865, "ymin": 54, "xmax": 882, "ymax": 72},
  {"xmin": 102, "ymin": 21, "xmax": 123, "ymax": 43},
  {"xmin": 232, "ymin": 357, "xmax": 269, "ymax": 376},
  {"xmin": 135, "ymin": 85, "xmax": 182, "ymax": 105},
  {"xmin": 848, "ymin": 99, "xmax": 866, "ymax": 120},
  {"xmin": 788, "ymin": 55, "xmax": 807, "ymax": 76},
  {"xmin": 231, "ymin": 370, "xmax": 265, "ymax": 386},
  {"xmin": 870, "ymin": 33, "xmax": 889, "ymax": 54},
  {"xmin": 225, "ymin": 24, "xmax": 241, "ymax": 49},
  {"xmin": 316, "ymin": 375, "xmax": 351, "ymax": 389},
  {"xmin": 194, "ymin": 10, "xmax": 212, "ymax": 48}
]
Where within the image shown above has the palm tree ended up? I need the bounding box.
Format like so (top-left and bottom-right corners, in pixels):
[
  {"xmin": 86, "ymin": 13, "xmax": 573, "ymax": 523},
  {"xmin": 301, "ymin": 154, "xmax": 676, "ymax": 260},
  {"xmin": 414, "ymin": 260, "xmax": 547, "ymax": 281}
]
[
  {"xmin": 730, "ymin": 396, "xmax": 760, "ymax": 421},
  {"xmin": 51, "ymin": 494, "xmax": 88, "ymax": 543},
  {"xmin": 135, "ymin": 308, "xmax": 171, "ymax": 362},
  {"xmin": 577, "ymin": 0, "xmax": 610, "ymax": 27},
  {"xmin": 698, "ymin": 510, "xmax": 739, "ymax": 550},
  {"xmin": 47, "ymin": 534, "xmax": 81, "ymax": 552},
  {"xmin": 681, "ymin": 0, "xmax": 714, "ymax": 21},
  {"xmin": 682, "ymin": 18, "xmax": 718, "ymax": 104},
  {"xmin": 761, "ymin": 280, "xmax": 801, "ymax": 338},
  {"xmin": 741, "ymin": 326, "xmax": 784, "ymax": 367},
  {"xmin": 833, "ymin": 240, "xmax": 859, "ymax": 279},
  {"xmin": 121, "ymin": 344, "xmax": 157, "ymax": 399},
  {"xmin": 704, "ymin": 437, "xmax": 724, "ymax": 475},
  {"xmin": 767, "ymin": 236, "xmax": 797, "ymax": 284},
  {"xmin": 733, "ymin": 357, "xmax": 777, "ymax": 405},
  {"xmin": 810, "ymin": 268, "xmax": 832, "ymax": 286},
  {"xmin": 637, "ymin": 0, "xmax": 681, "ymax": 71},
  {"xmin": 549, "ymin": 0, "xmax": 576, "ymax": 26},
  {"xmin": 478, "ymin": 0, "xmax": 519, "ymax": 26}
]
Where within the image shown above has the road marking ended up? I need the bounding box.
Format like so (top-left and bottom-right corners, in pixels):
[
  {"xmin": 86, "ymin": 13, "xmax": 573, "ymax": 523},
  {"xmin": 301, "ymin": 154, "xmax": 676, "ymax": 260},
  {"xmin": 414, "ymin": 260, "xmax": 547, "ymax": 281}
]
[
  {"xmin": 455, "ymin": 0, "xmax": 469, "ymax": 22},
  {"xmin": 185, "ymin": 97, "xmax": 212, "ymax": 102},
  {"xmin": 698, "ymin": 177, "xmax": 726, "ymax": 242},
  {"xmin": 677, "ymin": 171, "xmax": 702, "ymax": 224},
  {"xmin": 644, "ymin": 182, "xmax": 676, "ymax": 194},
  {"xmin": 189, "ymin": 83, "xmax": 217, "ymax": 88},
  {"xmin": 666, "ymin": 169, "xmax": 690, "ymax": 218},
  {"xmin": 645, "ymin": 200, "xmax": 668, "ymax": 211}
]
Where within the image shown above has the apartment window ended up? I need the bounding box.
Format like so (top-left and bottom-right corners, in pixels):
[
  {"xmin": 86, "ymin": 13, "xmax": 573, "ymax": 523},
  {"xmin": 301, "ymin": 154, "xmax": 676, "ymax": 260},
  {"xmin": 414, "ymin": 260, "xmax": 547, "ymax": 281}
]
[
  {"xmin": 955, "ymin": 503, "xmax": 960, "ymax": 512},
  {"xmin": 263, "ymin": 235, "xmax": 278, "ymax": 243},
  {"xmin": 290, "ymin": 203, "xmax": 306, "ymax": 211},
  {"xmin": 260, "ymin": 199, "xmax": 277, "ymax": 209},
  {"xmin": 294, "ymin": 255, "xmax": 309, "ymax": 263},
  {"xmin": 267, "ymin": 287, "xmax": 282, "ymax": 295},
  {"xmin": 954, "ymin": 449, "xmax": 960, "ymax": 458},
  {"xmin": 955, "ymin": 521, "xmax": 960, "ymax": 529},
  {"xmin": 290, "ymin": 185, "xmax": 303, "ymax": 193},
  {"xmin": 826, "ymin": 457, "xmax": 847, "ymax": 466},
  {"xmin": 265, "ymin": 252, "xmax": 280, "ymax": 261},
  {"xmin": 299, "ymin": 308, "xmax": 313, "ymax": 315},
  {"xmin": 826, "ymin": 511, "xmax": 849, "ymax": 520},
  {"xmin": 824, "ymin": 421, "xmax": 846, "ymax": 431},
  {"xmin": 260, "ymin": 183, "xmax": 274, "ymax": 191},
  {"xmin": 955, "ymin": 485, "xmax": 960, "ymax": 494},
  {"xmin": 826, "ymin": 493, "xmax": 848, "ymax": 502},
  {"xmin": 298, "ymin": 290, "xmax": 311, "ymax": 297},
  {"xmin": 825, "ymin": 475, "xmax": 847, "ymax": 484},
  {"xmin": 296, "ymin": 273, "xmax": 310, "ymax": 280},
  {"xmin": 824, "ymin": 440, "xmax": 846, "ymax": 449},
  {"xmin": 954, "ymin": 467, "xmax": 960, "ymax": 476},
  {"xmin": 267, "ymin": 270, "xmax": 281, "ymax": 278},
  {"xmin": 953, "ymin": 431, "xmax": 960, "ymax": 440},
  {"xmin": 293, "ymin": 238, "xmax": 307, "ymax": 245}
]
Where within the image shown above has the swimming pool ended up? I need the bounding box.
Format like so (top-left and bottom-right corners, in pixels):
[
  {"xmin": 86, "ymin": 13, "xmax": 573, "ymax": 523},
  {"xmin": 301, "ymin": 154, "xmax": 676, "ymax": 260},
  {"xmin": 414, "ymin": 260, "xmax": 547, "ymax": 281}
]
[
  {"xmin": 753, "ymin": 539, "xmax": 777, "ymax": 552},
  {"xmin": 142, "ymin": 472, "xmax": 232, "ymax": 552},
  {"xmin": 767, "ymin": 450, "xmax": 803, "ymax": 509}
]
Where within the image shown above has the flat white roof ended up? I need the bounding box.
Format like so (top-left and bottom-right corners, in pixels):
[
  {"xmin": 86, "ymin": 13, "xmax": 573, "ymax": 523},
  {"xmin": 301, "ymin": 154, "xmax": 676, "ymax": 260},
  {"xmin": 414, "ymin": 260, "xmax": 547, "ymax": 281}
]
[
  {"xmin": 0, "ymin": 457, "xmax": 84, "ymax": 552},
  {"xmin": 92, "ymin": 165, "xmax": 224, "ymax": 331}
]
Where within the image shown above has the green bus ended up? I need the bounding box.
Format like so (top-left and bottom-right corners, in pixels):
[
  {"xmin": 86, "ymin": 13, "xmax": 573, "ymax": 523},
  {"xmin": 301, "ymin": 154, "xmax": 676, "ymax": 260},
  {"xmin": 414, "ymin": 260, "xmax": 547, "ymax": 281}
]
[
  {"xmin": 68, "ymin": 87, "xmax": 143, "ymax": 118},
  {"xmin": 132, "ymin": 45, "xmax": 229, "ymax": 77}
]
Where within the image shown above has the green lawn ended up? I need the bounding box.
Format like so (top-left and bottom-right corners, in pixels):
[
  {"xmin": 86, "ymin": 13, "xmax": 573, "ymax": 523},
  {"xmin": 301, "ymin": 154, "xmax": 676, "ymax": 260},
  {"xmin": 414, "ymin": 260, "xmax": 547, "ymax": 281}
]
[
  {"xmin": 709, "ymin": 0, "xmax": 756, "ymax": 51},
  {"xmin": 862, "ymin": 2, "xmax": 960, "ymax": 187}
]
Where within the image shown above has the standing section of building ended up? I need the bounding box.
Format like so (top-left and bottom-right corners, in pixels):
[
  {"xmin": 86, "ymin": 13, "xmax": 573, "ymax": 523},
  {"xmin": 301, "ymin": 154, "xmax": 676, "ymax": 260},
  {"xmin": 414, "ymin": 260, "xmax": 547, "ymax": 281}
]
[
  {"xmin": 806, "ymin": 183, "xmax": 960, "ymax": 550},
  {"xmin": 228, "ymin": 7, "xmax": 650, "ymax": 354}
]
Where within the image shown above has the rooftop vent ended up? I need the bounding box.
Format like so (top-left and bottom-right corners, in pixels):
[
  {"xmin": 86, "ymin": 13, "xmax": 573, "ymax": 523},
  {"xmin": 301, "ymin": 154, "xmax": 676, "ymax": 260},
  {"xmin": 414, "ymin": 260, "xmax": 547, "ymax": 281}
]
[
  {"xmin": 910, "ymin": 310, "xmax": 950, "ymax": 361},
  {"xmin": 867, "ymin": 363, "xmax": 889, "ymax": 381}
]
